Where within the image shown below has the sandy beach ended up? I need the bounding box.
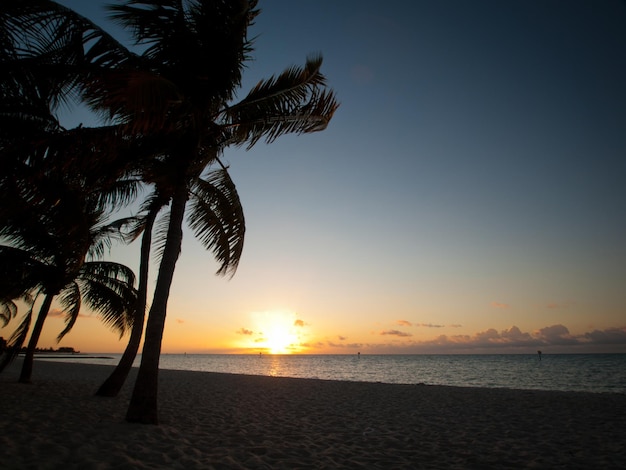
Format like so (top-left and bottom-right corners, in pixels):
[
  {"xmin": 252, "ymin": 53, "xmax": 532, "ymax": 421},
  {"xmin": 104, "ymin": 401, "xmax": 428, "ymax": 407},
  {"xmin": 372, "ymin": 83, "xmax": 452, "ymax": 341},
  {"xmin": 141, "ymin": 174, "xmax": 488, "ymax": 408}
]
[{"xmin": 1, "ymin": 359, "xmax": 624, "ymax": 469}]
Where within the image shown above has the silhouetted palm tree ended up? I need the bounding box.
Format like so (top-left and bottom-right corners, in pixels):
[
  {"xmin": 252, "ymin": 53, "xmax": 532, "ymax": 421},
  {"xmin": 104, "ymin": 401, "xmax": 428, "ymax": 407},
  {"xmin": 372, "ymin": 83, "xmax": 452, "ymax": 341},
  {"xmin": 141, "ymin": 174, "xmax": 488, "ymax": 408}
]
[
  {"xmin": 96, "ymin": 1, "xmax": 337, "ymax": 424},
  {"xmin": 0, "ymin": 4, "xmax": 140, "ymax": 380},
  {"xmin": 96, "ymin": 164, "xmax": 244, "ymax": 397},
  {"xmin": 0, "ymin": 160, "xmax": 138, "ymax": 382},
  {"xmin": 4, "ymin": 0, "xmax": 338, "ymax": 423}
]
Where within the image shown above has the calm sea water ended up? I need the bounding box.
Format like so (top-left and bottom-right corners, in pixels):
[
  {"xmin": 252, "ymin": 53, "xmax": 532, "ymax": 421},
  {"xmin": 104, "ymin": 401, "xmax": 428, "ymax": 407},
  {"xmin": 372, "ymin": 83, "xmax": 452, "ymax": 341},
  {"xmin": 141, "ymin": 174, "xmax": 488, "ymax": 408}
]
[{"xmin": 40, "ymin": 353, "xmax": 626, "ymax": 394}]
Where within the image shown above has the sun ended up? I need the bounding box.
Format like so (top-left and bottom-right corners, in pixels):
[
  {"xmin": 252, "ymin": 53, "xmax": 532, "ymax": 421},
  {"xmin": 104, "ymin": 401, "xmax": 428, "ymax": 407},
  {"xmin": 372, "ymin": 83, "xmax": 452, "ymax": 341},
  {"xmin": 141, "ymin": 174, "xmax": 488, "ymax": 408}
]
[
  {"xmin": 265, "ymin": 323, "xmax": 298, "ymax": 354},
  {"xmin": 251, "ymin": 310, "xmax": 302, "ymax": 354}
]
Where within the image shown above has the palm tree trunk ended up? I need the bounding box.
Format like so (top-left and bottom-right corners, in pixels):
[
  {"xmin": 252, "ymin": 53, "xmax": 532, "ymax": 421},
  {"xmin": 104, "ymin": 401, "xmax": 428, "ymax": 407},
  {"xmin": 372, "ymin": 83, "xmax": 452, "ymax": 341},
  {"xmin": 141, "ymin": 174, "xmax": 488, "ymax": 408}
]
[
  {"xmin": 96, "ymin": 209, "xmax": 157, "ymax": 397},
  {"xmin": 19, "ymin": 293, "xmax": 54, "ymax": 383},
  {"xmin": 126, "ymin": 186, "xmax": 187, "ymax": 424}
]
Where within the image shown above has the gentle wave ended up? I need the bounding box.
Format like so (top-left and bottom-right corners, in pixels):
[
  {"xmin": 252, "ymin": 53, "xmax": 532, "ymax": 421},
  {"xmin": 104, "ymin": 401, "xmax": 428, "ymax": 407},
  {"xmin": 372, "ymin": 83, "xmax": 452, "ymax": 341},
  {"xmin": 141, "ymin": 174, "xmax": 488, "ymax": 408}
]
[{"xmin": 37, "ymin": 353, "xmax": 626, "ymax": 394}]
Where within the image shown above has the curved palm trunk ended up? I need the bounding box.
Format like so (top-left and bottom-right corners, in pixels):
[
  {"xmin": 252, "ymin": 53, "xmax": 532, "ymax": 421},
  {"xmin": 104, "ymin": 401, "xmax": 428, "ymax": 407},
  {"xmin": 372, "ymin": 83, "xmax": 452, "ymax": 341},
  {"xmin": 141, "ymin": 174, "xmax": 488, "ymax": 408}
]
[
  {"xmin": 126, "ymin": 186, "xmax": 187, "ymax": 424},
  {"xmin": 96, "ymin": 209, "xmax": 157, "ymax": 397},
  {"xmin": 19, "ymin": 293, "xmax": 54, "ymax": 383}
]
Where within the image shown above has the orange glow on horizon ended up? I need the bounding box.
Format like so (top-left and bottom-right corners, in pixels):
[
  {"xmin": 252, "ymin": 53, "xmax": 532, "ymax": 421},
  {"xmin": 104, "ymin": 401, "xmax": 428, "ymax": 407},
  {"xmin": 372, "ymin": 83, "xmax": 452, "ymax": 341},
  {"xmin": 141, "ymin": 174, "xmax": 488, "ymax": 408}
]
[{"xmin": 243, "ymin": 310, "xmax": 305, "ymax": 354}]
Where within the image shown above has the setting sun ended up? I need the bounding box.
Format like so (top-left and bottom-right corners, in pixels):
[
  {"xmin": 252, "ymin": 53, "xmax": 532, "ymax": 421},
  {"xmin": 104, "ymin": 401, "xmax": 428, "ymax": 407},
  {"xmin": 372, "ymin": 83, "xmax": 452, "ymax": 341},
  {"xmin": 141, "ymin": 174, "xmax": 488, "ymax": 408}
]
[
  {"xmin": 246, "ymin": 310, "xmax": 304, "ymax": 354},
  {"xmin": 265, "ymin": 323, "xmax": 298, "ymax": 354}
]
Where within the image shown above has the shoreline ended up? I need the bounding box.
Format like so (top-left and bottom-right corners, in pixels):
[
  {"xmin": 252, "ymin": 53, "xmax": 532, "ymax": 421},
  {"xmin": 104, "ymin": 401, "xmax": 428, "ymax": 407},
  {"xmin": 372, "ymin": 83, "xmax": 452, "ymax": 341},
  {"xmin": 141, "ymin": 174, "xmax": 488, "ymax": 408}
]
[{"xmin": 1, "ymin": 359, "xmax": 625, "ymax": 468}]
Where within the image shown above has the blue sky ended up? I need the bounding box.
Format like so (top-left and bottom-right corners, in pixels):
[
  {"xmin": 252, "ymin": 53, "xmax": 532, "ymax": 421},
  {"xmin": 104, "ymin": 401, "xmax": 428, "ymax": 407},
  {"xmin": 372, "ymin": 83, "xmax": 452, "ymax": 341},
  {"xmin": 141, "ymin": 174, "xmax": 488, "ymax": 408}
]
[{"xmin": 39, "ymin": 0, "xmax": 626, "ymax": 353}]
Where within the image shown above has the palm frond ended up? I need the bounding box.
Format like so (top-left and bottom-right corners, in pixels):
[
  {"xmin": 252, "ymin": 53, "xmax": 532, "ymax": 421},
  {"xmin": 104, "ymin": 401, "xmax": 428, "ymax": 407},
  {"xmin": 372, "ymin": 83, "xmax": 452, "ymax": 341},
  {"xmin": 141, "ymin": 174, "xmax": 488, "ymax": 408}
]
[
  {"xmin": 84, "ymin": 69, "xmax": 183, "ymax": 133},
  {"xmin": 79, "ymin": 261, "xmax": 137, "ymax": 287},
  {"xmin": 7, "ymin": 299, "xmax": 35, "ymax": 348},
  {"xmin": 77, "ymin": 261, "xmax": 138, "ymax": 338},
  {"xmin": 88, "ymin": 215, "xmax": 143, "ymax": 260},
  {"xmin": 0, "ymin": 0, "xmax": 134, "ymax": 115},
  {"xmin": 151, "ymin": 208, "xmax": 172, "ymax": 269},
  {"xmin": 56, "ymin": 281, "xmax": 81, "ymax": 341},
  {"xmin": 0, "ymin": 245, "xmax": 53, "ymax": 299},
  {"xmin": 220, "ymin": 55, "xmax": 339, "ymax": 149},
  {"xmin": 187, "ymin": 167, "xmax": 245, "ymax": 277},
  {"xmin": 0, "ymin": 299, "xmax": 17, "ymax": 327},
  {"xmin": 0, "ymin": 298, "xmax": 36, "ymax": 373},
  {"xmin": 107, "ymin": 0, "xmax": 259, "ymax": 104}
]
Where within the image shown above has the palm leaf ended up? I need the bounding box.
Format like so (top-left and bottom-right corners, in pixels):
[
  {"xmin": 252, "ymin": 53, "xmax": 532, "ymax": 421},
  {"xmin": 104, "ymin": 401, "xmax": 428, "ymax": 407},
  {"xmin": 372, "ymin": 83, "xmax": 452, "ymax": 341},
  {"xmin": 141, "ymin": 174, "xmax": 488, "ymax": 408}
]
[
  {"xmin": 187, "ymin": 167, "xmax": 245, "ymax": 277},
  {"xmin": 0, "ymin": 0, "xmax": 133, "ymax": 114},
  {"xmin": 0, "ymin": 298, "xmax": 36, "ymax": 372},
  {"xmin": 56, "ymin": 281, "xmax": 81, "ymax": 341},
  {"xmin": 88, "ymin": 215, "xmax": 143, "ymax": 260},
  {"xmin": 221, "ymin": 55, "xmax": 339, "ymax": 149},
  {"xmin": 76, "ymin": 261, "xmax": 138, "ymax": 338},
  {"xmin": 0, "ymin": 299, "xmax": 17, "ymax": 327},
  {"xmin": 79, "ymin": 260, "xmax": 137, "ymax": 286},
  {"xmin": 0, "ymin": 245, "xmax": 54, "ymax": 298},
  {"xmin": 151, "ymin": 208, "xmax": 172, "ymax": 270},
  {"xmin": 107, "ymin": 0, "xmax": 258, "ymax": 103}
]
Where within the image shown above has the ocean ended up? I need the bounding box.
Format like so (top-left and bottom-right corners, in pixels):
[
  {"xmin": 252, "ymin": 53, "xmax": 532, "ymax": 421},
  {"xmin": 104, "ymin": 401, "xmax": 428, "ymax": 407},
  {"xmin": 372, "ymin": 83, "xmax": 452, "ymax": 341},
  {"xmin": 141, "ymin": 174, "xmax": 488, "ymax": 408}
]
[{"xmin": 39, "ymin": 353, "xmax": 626, "ymax": 394}]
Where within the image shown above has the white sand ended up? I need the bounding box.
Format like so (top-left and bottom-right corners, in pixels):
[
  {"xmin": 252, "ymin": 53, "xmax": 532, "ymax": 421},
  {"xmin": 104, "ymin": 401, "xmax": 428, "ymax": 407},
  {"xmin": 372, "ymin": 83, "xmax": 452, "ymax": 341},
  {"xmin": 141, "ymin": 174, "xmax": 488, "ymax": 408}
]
[{"xmin": 1, "ymin": 358, "xmax": 625, "ymax": 469}]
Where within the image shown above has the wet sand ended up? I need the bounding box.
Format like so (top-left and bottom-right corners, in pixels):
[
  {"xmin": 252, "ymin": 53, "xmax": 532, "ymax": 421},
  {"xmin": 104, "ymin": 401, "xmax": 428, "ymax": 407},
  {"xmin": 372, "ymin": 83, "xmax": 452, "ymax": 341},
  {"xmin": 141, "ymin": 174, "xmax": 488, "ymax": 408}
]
[{"xmin": 1, "ymin": 358, "xmax": 624, "ymax": 469}]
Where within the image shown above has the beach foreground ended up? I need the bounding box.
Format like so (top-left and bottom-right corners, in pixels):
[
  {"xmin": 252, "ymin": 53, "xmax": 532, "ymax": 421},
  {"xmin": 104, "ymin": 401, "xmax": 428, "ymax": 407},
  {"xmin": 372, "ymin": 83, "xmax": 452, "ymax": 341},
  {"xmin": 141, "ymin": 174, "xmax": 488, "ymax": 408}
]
[{"xmin": 1, "ymin": 359, "xmax": 624, "ymax": 469}]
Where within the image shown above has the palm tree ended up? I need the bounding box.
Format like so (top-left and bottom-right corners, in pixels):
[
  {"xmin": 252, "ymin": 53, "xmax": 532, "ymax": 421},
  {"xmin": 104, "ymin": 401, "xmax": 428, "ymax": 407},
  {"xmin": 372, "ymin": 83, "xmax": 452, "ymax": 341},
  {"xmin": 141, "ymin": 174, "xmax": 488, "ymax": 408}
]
[
  {"xmin": 0, "ymin": 157, "xmax": 139, "ymax": 382},
  {"xmin": 84, "ymin": 0, "xmax": 338, "ymax": 424},
  {"xmin": 96, "ymin": 164, "xmax": 244, "ymax": 397},
  {"xmin": 0, "ymin": 4, "xmax": 142, "ymax": 377},
  {"xmin": 4, "ymin": 0, "xmax": 338, "ymax": 423}
]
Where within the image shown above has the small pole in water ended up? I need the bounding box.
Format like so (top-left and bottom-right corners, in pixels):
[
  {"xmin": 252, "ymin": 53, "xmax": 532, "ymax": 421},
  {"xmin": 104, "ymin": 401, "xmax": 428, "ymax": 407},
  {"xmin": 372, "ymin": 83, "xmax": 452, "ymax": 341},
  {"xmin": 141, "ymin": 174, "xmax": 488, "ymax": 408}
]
[
  {"xmin": 357, "ymin": 352, "xmax": 360, "ymax": 358},
  {"xmin": 537, "ymin": 350, "xmax": 542, "ymax": 361}
]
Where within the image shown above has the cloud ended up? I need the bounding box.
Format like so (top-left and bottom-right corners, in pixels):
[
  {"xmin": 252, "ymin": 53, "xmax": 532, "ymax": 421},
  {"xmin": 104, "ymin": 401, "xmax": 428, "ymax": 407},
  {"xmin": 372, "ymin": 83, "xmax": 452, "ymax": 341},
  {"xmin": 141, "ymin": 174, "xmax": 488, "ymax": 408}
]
[
  {"xmin": 337, "ymin": 335, "xmax": 347, "ymax": 341},
  {"xmin": 546, "ymin": 302, "xmax": 571, "ymax": 309},
  {"xmin": 176, "ymin": 319, "xmax": 184, "ymax": 324},
  {"xmin": 380, "ymin": 329, "xmax": 413, "ymax": 337},
  {"xmin": 582, "ymin": 327, "xmax": 626, "ymax": 345},
  {"xmin": 535, "ymin": 324, "xmax": 578, "ymax": 345},
  {"xmin": 396, "ymin": 320, "xmax": 412, "ymax": 327},
  {"xmin": 501, "ymin": 326, "xmax": 533, "ymax": 342},
  {"xmin": 417, "ymin": 323, "xmax": 445, "ymax": 328},
  {"xmin": 237, "ymin": 328, "xmax": 254, "ymax": 336},
  {"xmin": 48, "ymin": 308, "xmax": 89, "ymax": 319},
  {"xmin": 491, "ymin": 301, "xmax": 510, "ymax": 309},
  {"xmin": 448, "ymin": 324, "xmax": 463, "ymax": 328},
  {"xmin": 325, "ymin": 340, "xmax": 364, "ymax": 349},
  {"xmin": 321, "ymin": 324, "xmax": 626, "ymax": 354},
  {"xmin": 294, "ymin": 319, "xmax": 305, "ymax": 327}
]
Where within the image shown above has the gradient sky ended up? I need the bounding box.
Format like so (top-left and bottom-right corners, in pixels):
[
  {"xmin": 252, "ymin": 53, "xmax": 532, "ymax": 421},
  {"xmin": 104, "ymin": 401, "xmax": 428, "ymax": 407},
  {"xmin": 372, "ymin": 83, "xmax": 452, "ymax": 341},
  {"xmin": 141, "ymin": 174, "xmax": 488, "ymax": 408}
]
[{"xmin": 25, "ymin": 0, "xmax": 626, "ymax": 354}]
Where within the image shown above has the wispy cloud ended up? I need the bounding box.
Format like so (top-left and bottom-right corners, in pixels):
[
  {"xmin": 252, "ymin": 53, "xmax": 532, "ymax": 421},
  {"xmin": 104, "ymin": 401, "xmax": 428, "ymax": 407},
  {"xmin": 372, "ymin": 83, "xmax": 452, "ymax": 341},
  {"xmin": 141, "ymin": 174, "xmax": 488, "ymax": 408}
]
[
  {"xmin": 396, "ymin": 320, "xmax": 412, "ymax": 327},
  {"xmin": 294, "ymin": 319, "xmax": 305, "ymax": 327},
  {"xmin": 48, "ymin": 309, "xmax": 64, "ymax": 318},
  {"xmin": 380, "ymin": 329, "xmax": 413, "ymax": 337},
  {"xmin": 417, "ymin": 323, "xmax": 445, "ymax": 328},
  {"xmin": 324, "ymin": 340, "xmax": 364, "ymax": 349},
  {"xmin": 491, "ymin": 301, "xmax": 510, "ymax": 309},
  {"xmin": 237, "ymin": 328, "xmax": 254, "ymax": 336},
  {"xmin": 49, "ymin": 308, "xmax": 90, "ymax": 319},
  {"xmin": 545, "ymin": 302, "xmax": 571, "ymax": 309}
]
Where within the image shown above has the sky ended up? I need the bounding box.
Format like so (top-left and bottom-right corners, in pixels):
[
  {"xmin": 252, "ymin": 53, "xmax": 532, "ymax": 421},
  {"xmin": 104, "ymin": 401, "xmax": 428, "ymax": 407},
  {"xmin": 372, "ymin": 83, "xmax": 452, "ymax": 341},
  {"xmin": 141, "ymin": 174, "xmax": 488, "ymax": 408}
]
[{"xmin": 14, "ymin": 0, "xmax": 626, "ymax": 354}]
